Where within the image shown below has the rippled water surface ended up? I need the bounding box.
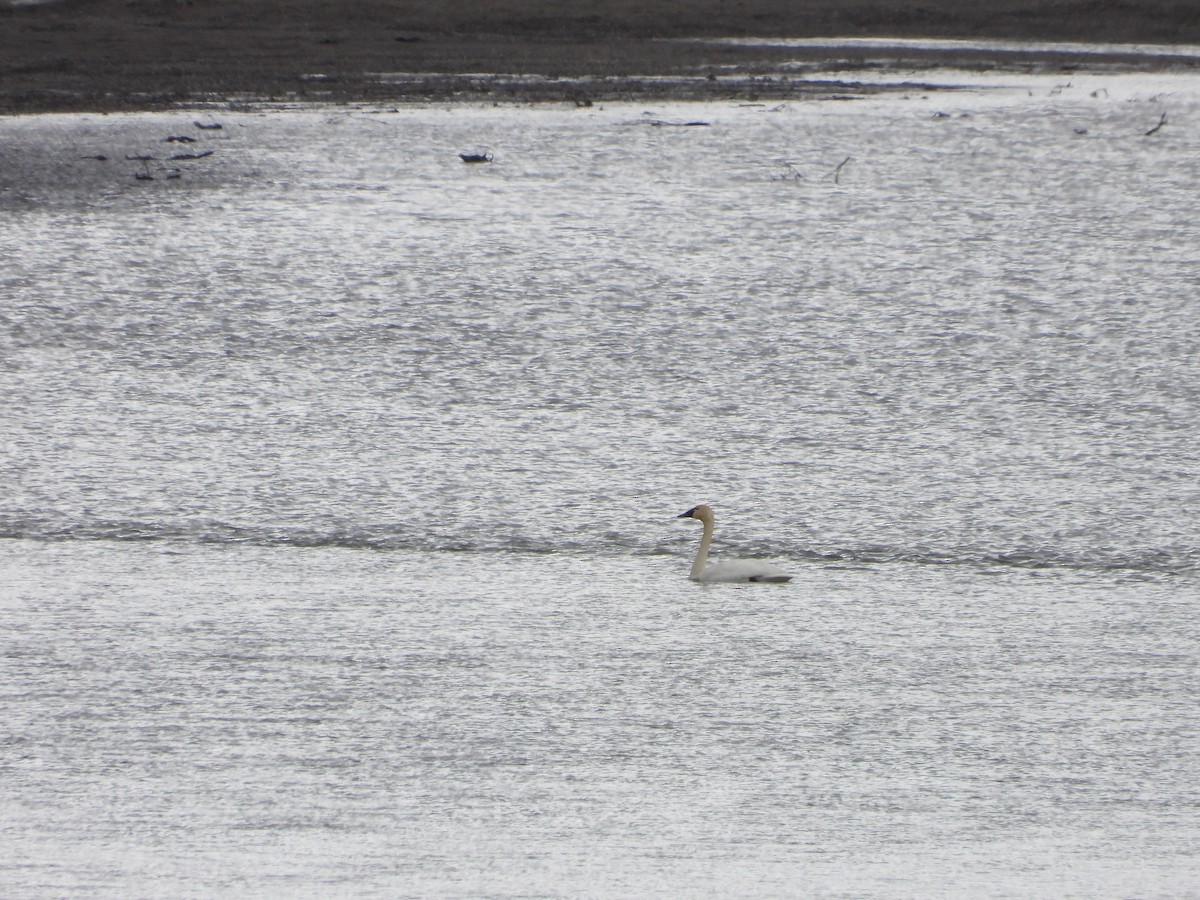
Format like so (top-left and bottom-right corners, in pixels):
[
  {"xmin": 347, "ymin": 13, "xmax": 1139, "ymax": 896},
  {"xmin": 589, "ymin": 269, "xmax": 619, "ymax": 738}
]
[{"xmin": 3, "ymin": 72, "xmax": 1199, "ymax": 896}]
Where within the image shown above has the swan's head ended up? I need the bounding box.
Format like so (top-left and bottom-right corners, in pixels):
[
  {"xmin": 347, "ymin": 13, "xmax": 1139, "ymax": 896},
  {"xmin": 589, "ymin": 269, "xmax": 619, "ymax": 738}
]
[{"xmin": 677, "ymin": 504, "xmax": 714, "ymax": 524}]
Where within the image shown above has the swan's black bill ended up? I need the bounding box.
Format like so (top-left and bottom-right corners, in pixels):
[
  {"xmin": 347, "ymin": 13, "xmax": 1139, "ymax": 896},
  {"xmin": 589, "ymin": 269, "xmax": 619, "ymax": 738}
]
[{"xmin": 677, "ymin": 506, "xmax": 700, "ymax": 518}]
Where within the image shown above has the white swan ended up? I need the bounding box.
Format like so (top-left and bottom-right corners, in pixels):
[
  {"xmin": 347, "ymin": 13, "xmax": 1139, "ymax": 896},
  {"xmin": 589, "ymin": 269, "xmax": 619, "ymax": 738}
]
[{"xmin": 676, "ymin": 504, "xmax": 792, "ymax": 583}]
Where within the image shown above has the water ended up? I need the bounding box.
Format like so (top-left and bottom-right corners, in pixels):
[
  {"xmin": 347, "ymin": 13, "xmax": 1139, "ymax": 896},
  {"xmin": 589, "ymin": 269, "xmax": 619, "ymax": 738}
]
[{"xmin": 2, "ymin": 71, "xmax": 1199, "ymax": 896}]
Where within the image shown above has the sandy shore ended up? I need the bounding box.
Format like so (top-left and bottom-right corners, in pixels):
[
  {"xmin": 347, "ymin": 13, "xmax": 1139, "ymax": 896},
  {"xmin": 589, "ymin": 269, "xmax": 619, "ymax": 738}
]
[{"xmin": 4, "ymin": 0, "xmax": 1200, "ymax": 113}]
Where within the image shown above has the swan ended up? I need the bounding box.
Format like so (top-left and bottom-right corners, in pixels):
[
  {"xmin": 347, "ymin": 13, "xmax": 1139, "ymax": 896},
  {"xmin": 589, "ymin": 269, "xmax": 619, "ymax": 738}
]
[{"xmin": 676, "ymin": 504, "xmax": 792, "ymax": 583}]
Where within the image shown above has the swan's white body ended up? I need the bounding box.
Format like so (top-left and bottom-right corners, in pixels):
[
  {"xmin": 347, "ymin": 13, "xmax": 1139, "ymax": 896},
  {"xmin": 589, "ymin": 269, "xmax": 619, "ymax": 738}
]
[{"xmin": 677, "ymin": 505, "xmax": 792, "ymax": 583}]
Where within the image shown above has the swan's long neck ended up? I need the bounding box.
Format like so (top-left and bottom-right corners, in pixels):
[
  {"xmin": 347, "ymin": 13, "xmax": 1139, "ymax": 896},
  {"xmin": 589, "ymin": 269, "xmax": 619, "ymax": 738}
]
[{"xmin": 691, "ymin": 514, "xmax": 714, "ymax": 580}]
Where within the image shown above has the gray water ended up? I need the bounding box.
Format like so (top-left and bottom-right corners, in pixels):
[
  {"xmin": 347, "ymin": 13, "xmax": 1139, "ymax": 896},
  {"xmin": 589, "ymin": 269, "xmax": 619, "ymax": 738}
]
[{"xmin": 2, "ymin": 71, "xmax": 1199, "ymax": 896}]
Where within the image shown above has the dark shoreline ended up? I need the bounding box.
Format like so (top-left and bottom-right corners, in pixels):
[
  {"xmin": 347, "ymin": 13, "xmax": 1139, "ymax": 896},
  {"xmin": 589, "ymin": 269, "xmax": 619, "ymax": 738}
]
[{"xmin": 4, "ymin": 0, "xmax": 1200, "ymax": 113}]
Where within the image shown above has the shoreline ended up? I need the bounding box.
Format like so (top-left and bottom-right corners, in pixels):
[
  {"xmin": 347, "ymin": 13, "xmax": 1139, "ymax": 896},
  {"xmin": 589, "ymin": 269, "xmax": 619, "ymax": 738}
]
[
  {"xmin": 4, "ymin": 0, "xmax": 1200, "ymax": 113},
  {"xmin": 9, "ymin": 47, "xmax": 1200, "ymax": 116}
]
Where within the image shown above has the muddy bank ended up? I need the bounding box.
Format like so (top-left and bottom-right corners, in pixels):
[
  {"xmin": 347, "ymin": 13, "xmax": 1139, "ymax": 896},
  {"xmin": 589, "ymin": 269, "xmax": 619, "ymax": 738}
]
[{"xmin": 3, "ymin": 0, "xmax": 1199, "ymax": 112}]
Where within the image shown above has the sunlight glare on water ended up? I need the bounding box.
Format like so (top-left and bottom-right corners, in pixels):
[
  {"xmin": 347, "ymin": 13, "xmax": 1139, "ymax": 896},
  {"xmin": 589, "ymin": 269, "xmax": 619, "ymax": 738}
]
[{"xmin": 2, "ymin": 71, "xmax": 1199, "ymax": 896}]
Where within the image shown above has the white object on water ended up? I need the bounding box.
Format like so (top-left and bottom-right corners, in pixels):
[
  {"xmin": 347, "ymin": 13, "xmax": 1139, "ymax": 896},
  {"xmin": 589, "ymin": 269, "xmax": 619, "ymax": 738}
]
[{"xmin": 676, "ymin": 504, "xmax": 792, "ymax": 583}]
